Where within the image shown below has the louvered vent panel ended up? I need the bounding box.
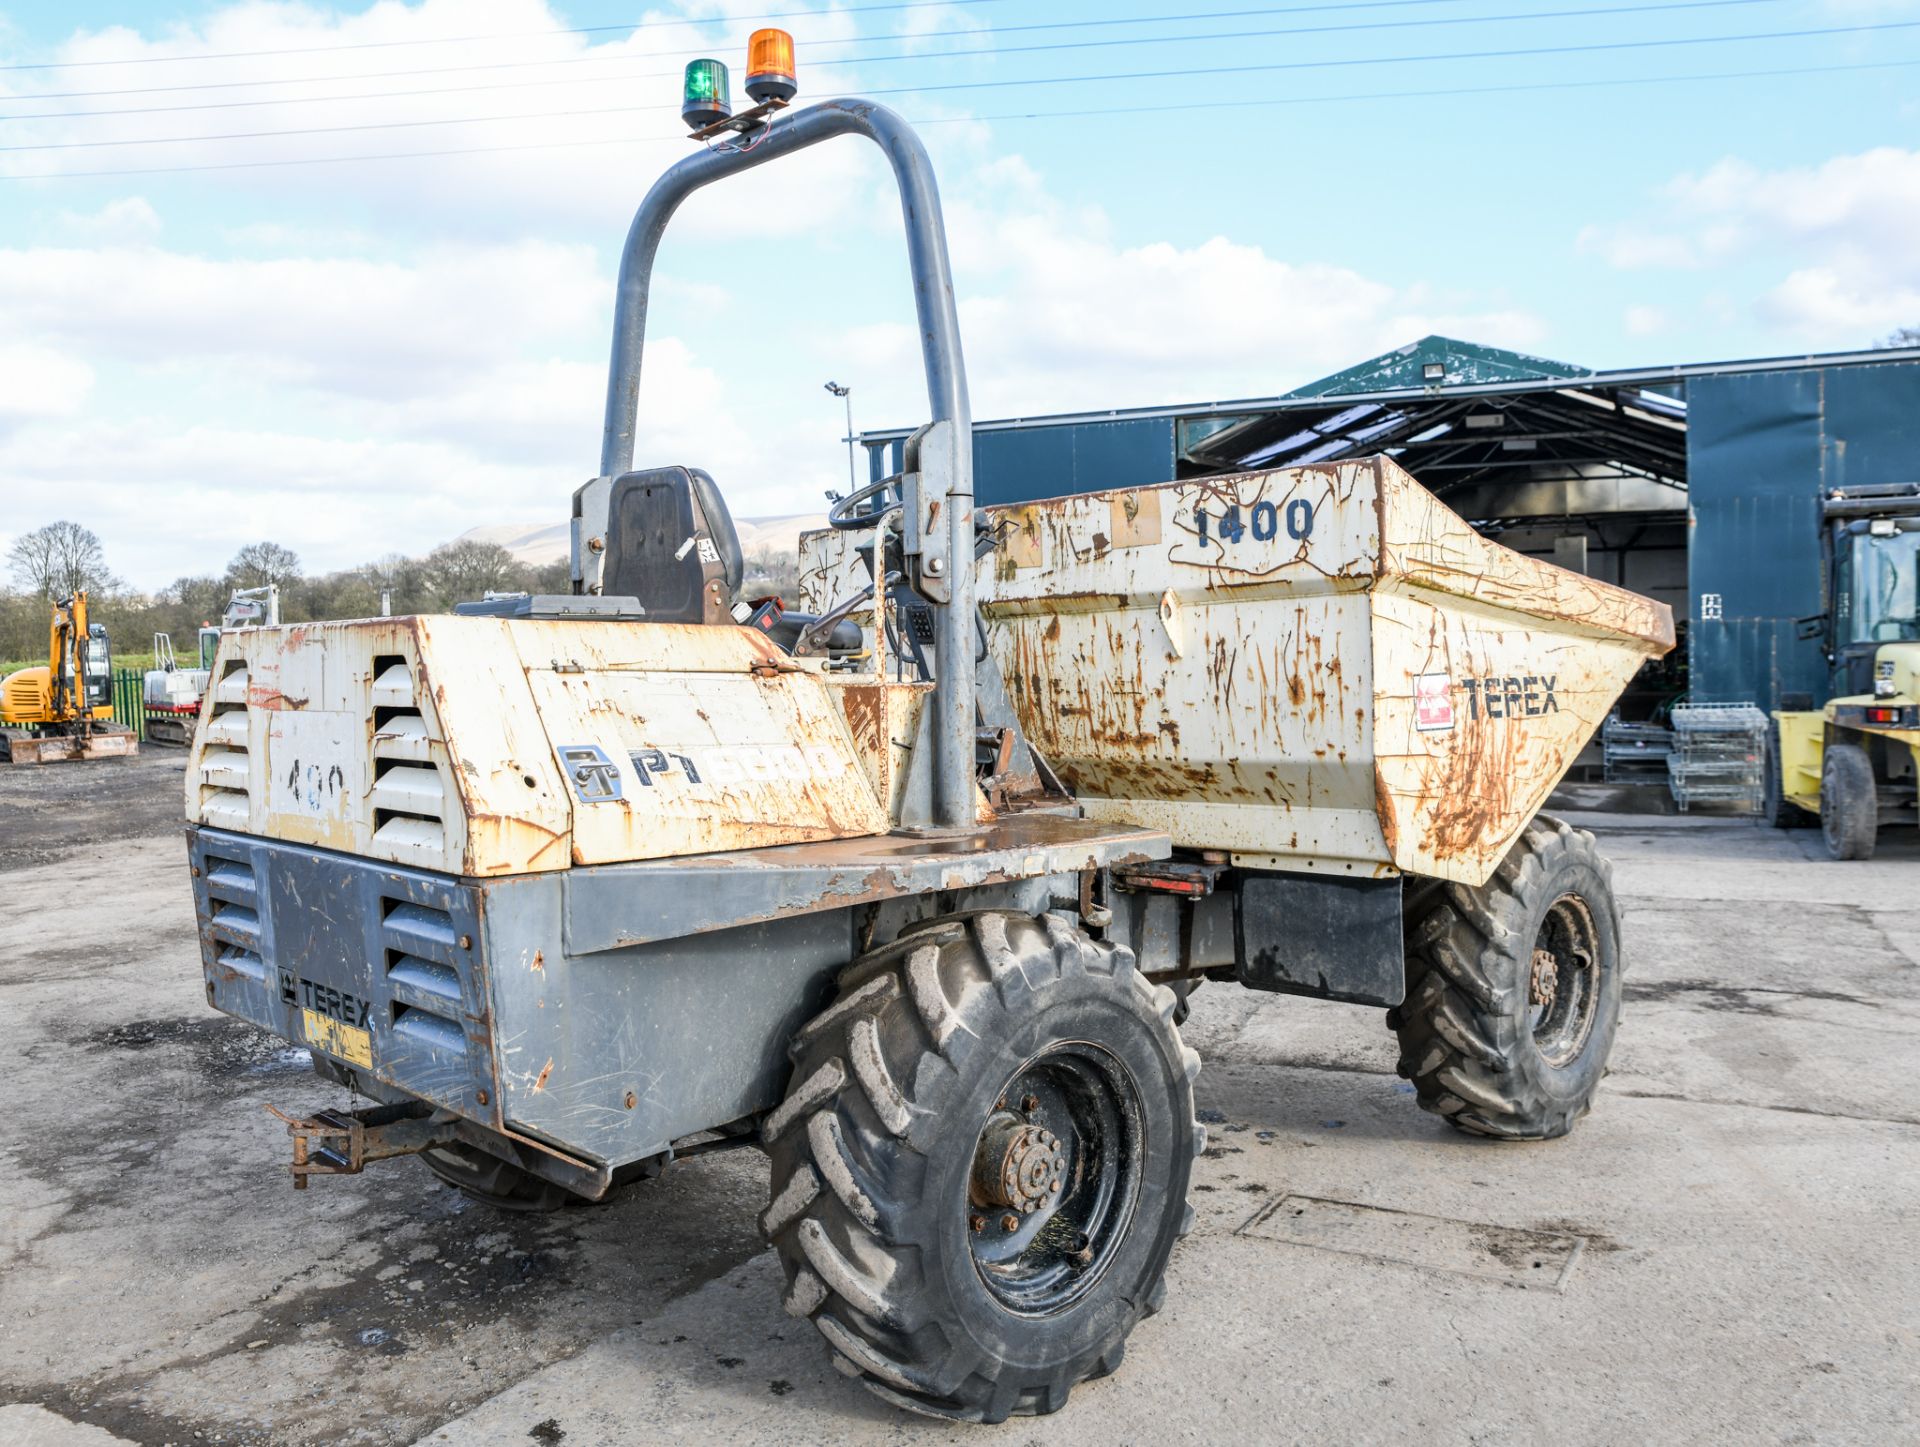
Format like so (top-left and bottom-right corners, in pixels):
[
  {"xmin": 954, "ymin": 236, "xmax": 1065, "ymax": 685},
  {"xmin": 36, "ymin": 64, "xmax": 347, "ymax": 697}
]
[
  {"xmin": 380, "ymin": 895, "xmax": 467, "ymax": 1051},
  {"xmin": 368, "ymin": 655, "xmax": 450, "ymax": 871},
  {"xmin": 199, "ymin": 661, "xmax": 252, "ymax": 829},
  {"xmin": 201, "ymin": 845, "xmax": 266, "ymax": 980}
]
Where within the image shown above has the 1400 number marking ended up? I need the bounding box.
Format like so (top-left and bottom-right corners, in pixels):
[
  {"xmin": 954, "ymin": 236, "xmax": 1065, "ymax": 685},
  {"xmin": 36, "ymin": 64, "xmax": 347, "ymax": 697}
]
[{"xmin": 1197, "ymin": 498, "xmax": 1314, "ymax": 546}]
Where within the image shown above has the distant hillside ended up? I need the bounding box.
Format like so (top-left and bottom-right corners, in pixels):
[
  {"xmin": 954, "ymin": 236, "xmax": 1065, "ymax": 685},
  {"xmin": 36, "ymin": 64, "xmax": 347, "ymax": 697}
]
[{"xmin": 455, "ymin": 514, "xmax": 825, "ymax": 564}]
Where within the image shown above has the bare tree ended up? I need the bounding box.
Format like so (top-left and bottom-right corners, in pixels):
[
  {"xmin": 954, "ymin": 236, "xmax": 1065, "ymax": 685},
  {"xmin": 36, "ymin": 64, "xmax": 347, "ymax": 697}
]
[
  {"xmin": 423, "ymin": 539, "xmax": 527, "ymax": 606},
  {"xmin": 6, "ymin": 520, "xmax": 117, "ymax": 599},
  {"xmin": 1878, "ymin": 326, "xmax": 1920, "ymax": 349},
  {"xmin": 225, "ymin": 541, "xmax": 302, "ymax": 590},
  {"xmin": 165, "ymin": 574, "xmax": 230, "ymax": 626}
]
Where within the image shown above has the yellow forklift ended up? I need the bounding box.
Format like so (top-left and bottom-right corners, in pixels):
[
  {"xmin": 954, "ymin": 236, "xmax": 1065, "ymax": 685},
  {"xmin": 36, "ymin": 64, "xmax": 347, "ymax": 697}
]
[
  {"xmin": 1766, "ymin": 484, "xmax": 1920, "ymax": 858},
  {"xmin": 0, "ymin": 591, "xmax": 138, "ymax": 764}
]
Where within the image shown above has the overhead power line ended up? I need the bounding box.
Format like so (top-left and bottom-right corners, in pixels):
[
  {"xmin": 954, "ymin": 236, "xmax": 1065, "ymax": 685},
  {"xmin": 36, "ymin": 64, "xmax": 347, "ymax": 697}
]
[
  {"xmin": 2, "ymin": 55, "xmax": 1912, "ymax": 183},
  {"xmin": 0, "ymin": 0, "xmax": 1010, "ymax": 72},
  {"xmin": 3, "ymin": 15, "xmax": 1911, "ymax": 155},
  {"xmin": 2, "ymin": 0, "xmax": 1790, "ymax": 123},
  {"xmin": 0, "ymin": 1, "xmax": 1521, "ymax": 103}
]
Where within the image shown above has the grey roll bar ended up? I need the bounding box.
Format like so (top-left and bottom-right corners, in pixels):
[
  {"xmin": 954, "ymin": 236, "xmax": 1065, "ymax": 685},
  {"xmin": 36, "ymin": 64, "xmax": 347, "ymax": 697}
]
[{"xmin": 598, "ymin": 98, "xmax": 977, "ymax": 830}]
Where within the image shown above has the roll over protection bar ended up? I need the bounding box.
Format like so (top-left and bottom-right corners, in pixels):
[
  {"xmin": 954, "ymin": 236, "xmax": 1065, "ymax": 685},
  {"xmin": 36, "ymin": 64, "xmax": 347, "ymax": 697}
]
[{"xmin": 597, "ymin": 98, "xmax": 977, "ymax": 829}]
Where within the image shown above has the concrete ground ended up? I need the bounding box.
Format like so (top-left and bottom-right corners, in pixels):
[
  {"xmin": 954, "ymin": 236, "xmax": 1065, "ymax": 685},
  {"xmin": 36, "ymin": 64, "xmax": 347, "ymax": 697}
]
[{"xmin": 1, "ymin": 751, "xmax": 1915, "ymax": 1446}]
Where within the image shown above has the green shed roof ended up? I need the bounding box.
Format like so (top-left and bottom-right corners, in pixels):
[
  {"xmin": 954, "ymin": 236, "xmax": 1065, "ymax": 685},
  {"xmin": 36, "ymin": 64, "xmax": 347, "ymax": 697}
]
[{"xmin": 1285, "ymin": 334, "xmax": 1587, "ymax": 399}]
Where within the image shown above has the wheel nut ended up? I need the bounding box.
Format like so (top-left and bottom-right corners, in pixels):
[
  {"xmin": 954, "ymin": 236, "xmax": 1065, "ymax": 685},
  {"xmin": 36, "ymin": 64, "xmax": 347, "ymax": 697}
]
[
  {"xmin": 1021, "ymin": 1094, "xmax": 1040, "ymax": 1113},
  {"xmin": 969, "ymin": 1213, "xmax": 985, "ymax": 1233},
  {"xmin": 1001, "ymin": 1213, "xmax": 1020, "ymax": 1232}
]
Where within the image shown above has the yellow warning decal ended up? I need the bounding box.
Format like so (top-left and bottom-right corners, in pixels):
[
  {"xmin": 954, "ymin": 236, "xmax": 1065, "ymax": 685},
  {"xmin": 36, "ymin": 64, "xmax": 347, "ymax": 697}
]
[{"xmin": 301, "ymin": 1007, "xmax": 373, "ymax": 1068}]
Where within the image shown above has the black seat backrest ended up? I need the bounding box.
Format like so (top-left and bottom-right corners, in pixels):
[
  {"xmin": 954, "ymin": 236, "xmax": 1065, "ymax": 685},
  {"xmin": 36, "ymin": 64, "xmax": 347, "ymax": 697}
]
[{"xmin": 602, "ymin": 466, "xmax": 744, "ymax": 624}]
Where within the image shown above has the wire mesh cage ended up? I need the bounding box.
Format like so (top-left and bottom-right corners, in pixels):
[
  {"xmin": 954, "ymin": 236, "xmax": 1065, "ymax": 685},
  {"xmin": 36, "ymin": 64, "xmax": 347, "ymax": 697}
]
[
  {"xmin": 1601, "ymin": 714, "xmax": 1673, "ymax": 784},
  {"xmin": 1665, "ymin": 703, "xmax": 1769, "ymax": 814}
]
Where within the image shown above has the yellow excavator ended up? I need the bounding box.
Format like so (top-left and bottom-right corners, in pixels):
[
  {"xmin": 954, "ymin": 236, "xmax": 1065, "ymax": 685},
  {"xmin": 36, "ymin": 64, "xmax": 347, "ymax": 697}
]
[{"xmin": 0, "ymin": 591, "xmax": 138, "ymax": 764}]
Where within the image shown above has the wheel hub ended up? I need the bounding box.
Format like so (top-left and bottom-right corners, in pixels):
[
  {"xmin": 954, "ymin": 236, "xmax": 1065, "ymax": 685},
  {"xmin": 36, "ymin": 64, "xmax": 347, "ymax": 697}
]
[
  {"xmin": 1530, "ymin": 895, "xmax": 1601, "ymax": 1068},
  {"xmin": 971, "ymin": 1112, "xmax": 1065, "ymax": 1215},
  {"xmin": 1530, "ymin": 948, "xmax": 1559, "ymax": 1008}
]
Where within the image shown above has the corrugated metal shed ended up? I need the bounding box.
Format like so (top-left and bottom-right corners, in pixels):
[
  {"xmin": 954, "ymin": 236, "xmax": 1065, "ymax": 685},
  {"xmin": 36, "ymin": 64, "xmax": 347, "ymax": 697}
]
[
  {"xmin": 858, "ymin": 340, "xmax": 1920, "ymax": 711},
  {"xmin": 1281, "ymin": 335, "xmax": 1587, "ymax": 397}
]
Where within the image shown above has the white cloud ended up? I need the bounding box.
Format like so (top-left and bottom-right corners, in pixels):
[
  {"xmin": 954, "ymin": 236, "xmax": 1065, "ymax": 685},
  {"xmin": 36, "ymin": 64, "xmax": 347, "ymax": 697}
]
[
  {"xmin": 0, "ymin": 237, "xmax": 604, "ymax": 395},
  {"xmin": 1582, "ymin": 146, "xmax": 1920, "ymax": 344},
  {"xmin": 1624, "ymin": 304, "xmax": 1668, "ymax": 337},
  {"xmin": 0, "ymin": 344, "xmax": 94, "ymax": 423},
  {"xmin": 48, "ymin": 196, "xmax": 161, "ymax": 242},
  {"xmin": 0, "ymin": 0, "xmax": 881, "ymax": 237},
  {"xmin": 839, "ymin": 165, "xmax": 1545, "ymax": 419}
]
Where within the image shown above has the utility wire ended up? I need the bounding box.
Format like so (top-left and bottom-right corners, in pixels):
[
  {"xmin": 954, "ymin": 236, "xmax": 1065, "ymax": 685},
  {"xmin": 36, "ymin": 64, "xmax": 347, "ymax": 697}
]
[
  {"xmin": 3, "ymin": 15, "xmax": 1910, "ymax": 154},
  {"xmin": 0, "ymin": 1, "xmax": 1533, "ymax": 103},
  {"xmin": 3, "ymin": 0, "xmax": 1790, "ymax": 122},
  {"xmin": 0, "ymin": 0, "xmax": 1011, "ymax": 71},
  {"xmin": 2, "ymin": 55, "xmax": 1910, "ymax": 182}
]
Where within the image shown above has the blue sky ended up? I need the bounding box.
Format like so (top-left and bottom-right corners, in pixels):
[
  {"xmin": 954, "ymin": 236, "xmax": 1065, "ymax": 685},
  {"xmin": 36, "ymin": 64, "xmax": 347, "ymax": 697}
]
[{"xmin": 2, "ymin": 0, "xmax": 1916, "ymax": 589}]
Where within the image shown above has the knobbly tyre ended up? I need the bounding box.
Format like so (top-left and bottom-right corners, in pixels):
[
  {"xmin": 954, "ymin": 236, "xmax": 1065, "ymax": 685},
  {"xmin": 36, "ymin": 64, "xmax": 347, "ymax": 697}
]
[{"xmin": 184, "ymin": 53, "xmax": 1672, "ymax": 1426}]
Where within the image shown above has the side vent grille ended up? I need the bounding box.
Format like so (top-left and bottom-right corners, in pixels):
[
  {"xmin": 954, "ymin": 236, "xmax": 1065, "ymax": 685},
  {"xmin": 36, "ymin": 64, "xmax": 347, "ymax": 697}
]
[
  {"xmin": 369, "ymin": 655, "xmax": 449, "ymax": 869},
  {"xmin": 380, "ymin": 895, "xmax": 466, "ymax": 1052},
  {"xmin": 201, "ymin": 847, "xmax": 266, "ymax": 980},
  {"xmin": 198, "ymin": 659, "xmax": 252, "ymax": 829}
]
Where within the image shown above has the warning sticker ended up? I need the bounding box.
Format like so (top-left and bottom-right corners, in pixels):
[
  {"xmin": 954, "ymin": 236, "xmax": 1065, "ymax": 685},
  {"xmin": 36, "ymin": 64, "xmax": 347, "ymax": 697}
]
[
  {"xmin": 301, "ymin": 1007, "xmax": 372, "ymax": 1068},
  {"xmin": 1414, "ymin": 673, "xmax": 1454, "ymax": 733}
]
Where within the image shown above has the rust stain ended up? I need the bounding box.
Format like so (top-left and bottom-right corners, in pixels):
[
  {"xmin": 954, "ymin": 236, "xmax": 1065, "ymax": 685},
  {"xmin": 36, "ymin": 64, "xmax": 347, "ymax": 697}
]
[{"xmin": 532, "ymin": 1058, "xmax": 554, "ymax": 1092}]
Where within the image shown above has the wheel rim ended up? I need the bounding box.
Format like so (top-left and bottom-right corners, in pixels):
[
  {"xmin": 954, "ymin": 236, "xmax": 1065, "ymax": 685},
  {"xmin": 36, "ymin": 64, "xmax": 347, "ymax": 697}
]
[
  {"xmin": 966, "ymin": 1043, "xmax": 1142, "ymax": 1316},
  {"xmin": 1528, "ymin": 894, "xmax": 1601, "ymax": 1068}
]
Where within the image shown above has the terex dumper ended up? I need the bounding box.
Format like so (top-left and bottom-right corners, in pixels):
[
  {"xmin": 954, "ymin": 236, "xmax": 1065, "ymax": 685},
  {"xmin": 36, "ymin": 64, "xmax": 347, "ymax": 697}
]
[{"xmin": 185, "ymin": 88, "xmax": 1672, "ymax": 1423}]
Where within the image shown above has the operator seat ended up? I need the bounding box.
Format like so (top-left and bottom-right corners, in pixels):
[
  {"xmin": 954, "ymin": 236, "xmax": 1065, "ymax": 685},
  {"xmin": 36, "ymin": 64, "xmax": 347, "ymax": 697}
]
[{"xmin": 602, "ymin": 466, "xmax": 743, "ymax": 625}]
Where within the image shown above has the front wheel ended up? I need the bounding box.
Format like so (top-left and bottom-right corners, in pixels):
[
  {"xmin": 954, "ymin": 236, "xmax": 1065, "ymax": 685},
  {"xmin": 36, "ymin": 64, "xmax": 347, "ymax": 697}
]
[
  {"xmin": 763, "ymin": 912, "xmax": 1202, "ymax": 1423},
  {"xmin": 1820, "ymin": 741, "xmax": 1878, "ymax": 861},
  {"xmin": 1390, "ymin": 816, "xmax": 1623, "ymax": 1140}
]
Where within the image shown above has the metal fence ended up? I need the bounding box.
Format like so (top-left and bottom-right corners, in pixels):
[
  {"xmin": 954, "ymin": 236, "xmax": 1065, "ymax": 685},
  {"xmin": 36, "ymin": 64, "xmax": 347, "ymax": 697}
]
[{"xmin": 110, "ymin": 667, "xmax": 148, "ymax": 740}]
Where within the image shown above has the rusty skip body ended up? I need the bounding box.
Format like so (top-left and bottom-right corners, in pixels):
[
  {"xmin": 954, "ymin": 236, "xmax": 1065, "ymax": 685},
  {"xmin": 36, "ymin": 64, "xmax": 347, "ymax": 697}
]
[{"xmin": 801, "ymin": 456, "xmax": 1674, "ymax": 887}]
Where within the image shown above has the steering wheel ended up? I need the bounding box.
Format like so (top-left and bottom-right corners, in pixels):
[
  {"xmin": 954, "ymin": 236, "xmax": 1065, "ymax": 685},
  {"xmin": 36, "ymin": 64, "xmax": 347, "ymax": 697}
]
[{"xmin": 828, "ymin": 473, "xmax": 906, "ymax": 532}]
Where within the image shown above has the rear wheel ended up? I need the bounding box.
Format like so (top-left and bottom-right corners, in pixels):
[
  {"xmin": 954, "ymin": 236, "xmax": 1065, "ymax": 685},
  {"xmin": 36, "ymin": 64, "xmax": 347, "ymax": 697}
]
[
  {"xmin": 1820, "ymin": 742, "xmax": 1878, "ymax": 861},
  {"xmin": 1390, "ymin": 815, "xmax": 1623, "ymax": 1141},
  {"xmin": 763, "ymin": 911, "xmax": 1202, "ymax": 1423},
  {"xmin": 1763, "ymin": 720, "xmax": 1813, "ymax": 828},
  {"xmin": 418, "ymin": 1142, "xmax": 579, "ymax": 1213}
]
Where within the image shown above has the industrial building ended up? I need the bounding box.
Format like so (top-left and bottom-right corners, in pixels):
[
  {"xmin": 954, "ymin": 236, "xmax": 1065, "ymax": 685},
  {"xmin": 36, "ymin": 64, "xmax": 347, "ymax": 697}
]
[{"xmin": 860, "ymin": 336, "xmax": 1920, "ymax": 714}]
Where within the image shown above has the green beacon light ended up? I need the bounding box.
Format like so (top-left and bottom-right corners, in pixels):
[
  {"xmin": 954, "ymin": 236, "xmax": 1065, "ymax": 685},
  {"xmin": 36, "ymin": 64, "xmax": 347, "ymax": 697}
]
[{"xmin": 682, "ymin": 58, "xmax": 731, "ymax": 131}]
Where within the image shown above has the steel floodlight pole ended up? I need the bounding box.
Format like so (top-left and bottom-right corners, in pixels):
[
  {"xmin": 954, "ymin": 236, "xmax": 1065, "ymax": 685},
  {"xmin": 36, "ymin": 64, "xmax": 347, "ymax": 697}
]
[{"xmin": 598, "ymin": 98, "xmax": 977, "ymax": 830}]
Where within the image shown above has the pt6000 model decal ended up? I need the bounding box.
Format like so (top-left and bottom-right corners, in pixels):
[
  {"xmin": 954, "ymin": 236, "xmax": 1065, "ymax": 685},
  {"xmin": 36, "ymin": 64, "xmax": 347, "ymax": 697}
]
[{"xmin": 630, "ymin": 743, "xmax": 850, "ymax": 789}]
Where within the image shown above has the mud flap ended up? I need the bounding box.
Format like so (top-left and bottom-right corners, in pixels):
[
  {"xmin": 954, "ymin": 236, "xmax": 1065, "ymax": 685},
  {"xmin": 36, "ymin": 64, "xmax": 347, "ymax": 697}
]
[{"xmin": 1233, "ymin": 871, "xmax": 1405, "ymax": 1007}]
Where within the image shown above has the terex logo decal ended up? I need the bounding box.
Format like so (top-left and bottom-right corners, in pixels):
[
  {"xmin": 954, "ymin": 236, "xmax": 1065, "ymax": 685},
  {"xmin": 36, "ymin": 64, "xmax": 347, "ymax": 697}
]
[
  {"xmin": 556, "ymin": 743, "xmax": 622, "ymax": 803},
  {"xmin": 280, "ymin": 970, "xmax": 371, "ymax": 1029},
  {"xmin": 1463, "ymin": 676, "xmax": 1560, "ymax": 720},
  {"xmin": 1413, "ymin": 673, "xmax": 1454, "ymax": 733}
]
